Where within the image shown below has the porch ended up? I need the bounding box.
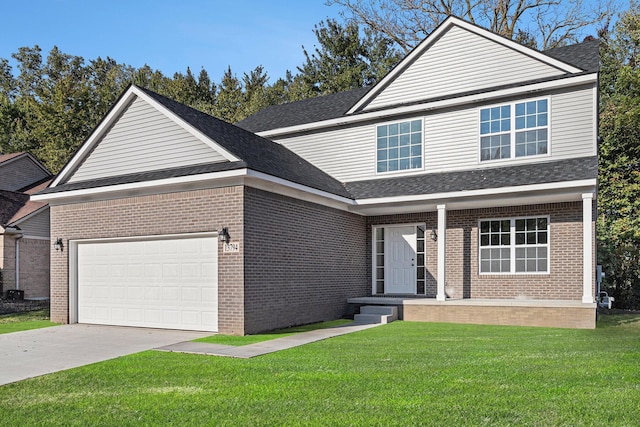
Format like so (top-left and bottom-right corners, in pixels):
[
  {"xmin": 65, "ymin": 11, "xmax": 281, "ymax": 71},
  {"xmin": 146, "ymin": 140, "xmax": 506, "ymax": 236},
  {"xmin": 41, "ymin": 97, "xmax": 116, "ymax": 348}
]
[{"xmin": 348, "ymin": 297, "xmax": 596, "ymax": 329}]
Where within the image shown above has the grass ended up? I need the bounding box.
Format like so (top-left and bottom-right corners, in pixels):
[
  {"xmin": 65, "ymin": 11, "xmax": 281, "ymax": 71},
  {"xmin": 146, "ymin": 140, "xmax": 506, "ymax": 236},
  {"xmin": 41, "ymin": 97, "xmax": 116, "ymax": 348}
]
[
  {"xmin": 194, "ymin": 319, "xmax": 352, "ymax": 346},
  {"xmin": 0, "ymin": 309, "xmax": 57, "ymax": 334},
  {"xmin": 0, "ymin": 313, "xmax": 638, "ymax": 426}
]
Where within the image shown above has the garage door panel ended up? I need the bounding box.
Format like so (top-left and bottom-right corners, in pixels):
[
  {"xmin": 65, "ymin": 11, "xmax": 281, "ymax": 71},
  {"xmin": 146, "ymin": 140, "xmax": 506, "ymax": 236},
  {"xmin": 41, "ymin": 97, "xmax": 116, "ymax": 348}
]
[{"xmin": 77, "ymin": 236, "xmax": 218, "ymax": 332}]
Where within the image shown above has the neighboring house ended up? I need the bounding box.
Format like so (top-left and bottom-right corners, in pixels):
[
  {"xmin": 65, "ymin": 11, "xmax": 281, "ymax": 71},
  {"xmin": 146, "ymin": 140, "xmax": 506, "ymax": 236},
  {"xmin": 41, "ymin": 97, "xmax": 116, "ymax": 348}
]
[
  {"xmin": 0, "ymin": 153, "xmax": 52, "ymax": 299},
  {"xmin": 33, "ymin": 17, "xmax": 599, "ymax": 334}
]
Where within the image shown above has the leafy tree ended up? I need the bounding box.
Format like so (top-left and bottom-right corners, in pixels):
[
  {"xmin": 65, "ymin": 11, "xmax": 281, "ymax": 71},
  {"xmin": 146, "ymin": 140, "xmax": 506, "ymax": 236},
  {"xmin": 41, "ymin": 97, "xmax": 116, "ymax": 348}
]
[
  {"xmin": 327, "ymin": 0, "xmax": 616, "ymax": 51},
  {"xmin": 598, "ymin": 3, "xmax": 640, "ymax": 309},
  {"xmin": 216, "ymin": 66, "xmax": 244, "ymax": 123},
  {"xmin": 297, "ymin": 18, "xmax": 401, "ymax": 96}
]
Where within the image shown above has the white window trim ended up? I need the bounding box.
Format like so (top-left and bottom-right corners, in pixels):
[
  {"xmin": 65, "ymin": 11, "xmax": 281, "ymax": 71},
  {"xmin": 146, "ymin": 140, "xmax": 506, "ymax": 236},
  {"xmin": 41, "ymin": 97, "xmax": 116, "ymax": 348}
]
[
  {"xmin": 375, "ymin": 118, "xmax": 425, "ymax": 176},
  {"xmin": 477, "ymin": 97, "xmax": 552, "ymax": 164},
  {"xmin": 478, "ymin": 215, "xmax": 551, "ymax": 275},
  {"xmin": 371, "ymin": 223, "xmax": 427, "ymax": 294}
]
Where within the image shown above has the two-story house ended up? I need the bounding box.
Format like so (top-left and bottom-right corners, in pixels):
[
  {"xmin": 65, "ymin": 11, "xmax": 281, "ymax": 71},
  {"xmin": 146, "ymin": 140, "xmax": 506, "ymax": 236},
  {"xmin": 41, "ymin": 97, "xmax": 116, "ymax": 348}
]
[
  {"xmin": 1, "ymin": 152, "xmax": 52, "ymax": 299},
  {"xmin": 33, "ymin": 17, "xmax": 598, "ymax": 334}
]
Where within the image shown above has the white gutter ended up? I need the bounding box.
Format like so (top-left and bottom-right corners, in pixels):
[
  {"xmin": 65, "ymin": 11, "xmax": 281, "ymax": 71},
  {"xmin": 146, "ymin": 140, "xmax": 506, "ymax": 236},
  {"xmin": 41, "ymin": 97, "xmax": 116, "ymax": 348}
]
[{"xmin": 353, "ymin": 179, "xmax": 598, "ymax": 206}]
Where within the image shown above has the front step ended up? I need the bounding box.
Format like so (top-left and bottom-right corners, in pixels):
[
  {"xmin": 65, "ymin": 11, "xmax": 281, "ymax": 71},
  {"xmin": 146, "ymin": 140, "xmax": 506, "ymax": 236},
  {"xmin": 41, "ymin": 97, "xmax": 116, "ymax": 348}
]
[{"xmin": 353, "ymin": 305, "xmax": 398, "ymax": 324}]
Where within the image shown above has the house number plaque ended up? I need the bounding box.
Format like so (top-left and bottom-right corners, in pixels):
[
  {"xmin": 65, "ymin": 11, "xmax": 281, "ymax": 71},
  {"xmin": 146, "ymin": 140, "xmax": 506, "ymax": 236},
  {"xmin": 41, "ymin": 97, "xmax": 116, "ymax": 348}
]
[{"xmin": 223, "ymin": 242, "xmax": 240, "ymax": 253}]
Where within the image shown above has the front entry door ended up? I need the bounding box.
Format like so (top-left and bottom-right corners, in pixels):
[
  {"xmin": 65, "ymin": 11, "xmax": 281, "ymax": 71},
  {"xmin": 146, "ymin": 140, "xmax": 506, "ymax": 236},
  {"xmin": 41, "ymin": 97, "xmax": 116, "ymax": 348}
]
[{"xmin": 384, "ymin": 226, "xmax": 417, "ymax": 294}]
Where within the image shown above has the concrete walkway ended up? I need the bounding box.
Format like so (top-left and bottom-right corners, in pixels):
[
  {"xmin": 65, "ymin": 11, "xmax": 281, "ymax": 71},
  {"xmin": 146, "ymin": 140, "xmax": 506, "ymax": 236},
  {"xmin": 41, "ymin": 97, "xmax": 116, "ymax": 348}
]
[
  {"xmin": 156, "ymin": 322, "xmax": 381, "ymax": 358},
  {"xmin": 0, "ymin": 324, "xmax": 210, "ymax": 386}
]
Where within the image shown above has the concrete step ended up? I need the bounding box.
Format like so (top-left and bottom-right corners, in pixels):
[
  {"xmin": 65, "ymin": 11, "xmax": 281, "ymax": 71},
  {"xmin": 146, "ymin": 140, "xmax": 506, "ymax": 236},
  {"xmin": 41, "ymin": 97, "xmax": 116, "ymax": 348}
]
[
  {"xmin": 360, "ymin": 305, "xmax": 397, "ymax": 317},
  {"xmin": 353, "ymin": 306, "xmax": 398, "ymax": 324}
]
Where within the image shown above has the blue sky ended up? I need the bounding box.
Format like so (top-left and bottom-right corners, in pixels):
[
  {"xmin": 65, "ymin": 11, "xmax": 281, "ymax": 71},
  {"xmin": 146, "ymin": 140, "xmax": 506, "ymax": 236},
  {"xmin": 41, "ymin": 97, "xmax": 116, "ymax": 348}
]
[{"xmin": 0, "ymin": 0, "xmax": 340, "ymax": 83}]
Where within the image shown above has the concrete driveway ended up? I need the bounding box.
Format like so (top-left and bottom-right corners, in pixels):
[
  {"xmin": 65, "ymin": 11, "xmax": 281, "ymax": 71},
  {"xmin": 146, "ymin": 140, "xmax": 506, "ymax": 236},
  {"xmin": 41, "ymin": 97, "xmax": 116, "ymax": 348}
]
[{"xmin": 0, "ymin": 324, "xmax": 211, "ymax": 386}]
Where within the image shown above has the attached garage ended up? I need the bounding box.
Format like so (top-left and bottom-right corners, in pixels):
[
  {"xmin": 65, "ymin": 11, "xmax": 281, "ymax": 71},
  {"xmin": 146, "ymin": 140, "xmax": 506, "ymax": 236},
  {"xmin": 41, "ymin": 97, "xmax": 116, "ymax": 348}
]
[{"xmin": 71, "ymin": 234, "xmax": 218, "ymax": 332}]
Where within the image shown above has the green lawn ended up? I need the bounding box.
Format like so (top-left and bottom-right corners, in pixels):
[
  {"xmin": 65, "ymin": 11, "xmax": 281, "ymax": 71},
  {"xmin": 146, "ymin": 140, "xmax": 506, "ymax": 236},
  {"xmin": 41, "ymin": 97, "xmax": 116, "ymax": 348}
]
[
  {"xmin": 0, "ymin": 314, "xmax": 638, "ymax": 426},
  {"xmin": 0, "ymin": 309, "xmax": 57, "ymax": 334}
]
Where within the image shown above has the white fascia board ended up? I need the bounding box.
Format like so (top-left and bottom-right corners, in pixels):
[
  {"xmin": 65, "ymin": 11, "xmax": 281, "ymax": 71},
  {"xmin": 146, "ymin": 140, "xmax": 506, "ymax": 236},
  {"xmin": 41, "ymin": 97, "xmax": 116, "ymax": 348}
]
[
  {"xmin": 354, "ymin": 179, "xmax": 597, "ymax": 206},
  {"xmin": 51, "ymin": 86, "xmax": 240, "ymax": 188},
  {"xmin": 52, "ymin": 88, "xmax": 139, "ymax": 187},
  {"xmin": 32, "ymin": 169, "xmax": 250, "ymax": 203},
  {"xmin": 244, "ymin": 170, "xmax": 355, "ymax": 206},
  {"xmin": 259, "ymin": 74, "xmax": 597, "ymax": 138},
  {"xmin": 33, "ymin": 168, "xmax": 354, "ymax": 209},
  {"xmin": 346, "ymin": 17, "xmax": 582, "ymax": 115},
  {"xmin": 133, "ymin": 87, "xmax": 240, "ymax": 163}
]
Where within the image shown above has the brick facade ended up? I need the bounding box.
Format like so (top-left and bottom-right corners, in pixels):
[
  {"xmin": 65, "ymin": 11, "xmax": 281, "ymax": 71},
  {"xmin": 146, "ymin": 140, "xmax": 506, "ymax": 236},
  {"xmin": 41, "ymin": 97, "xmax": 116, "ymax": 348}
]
[
  {"xmin": 404, "ymin": 303, "xmax": 595, "ymax": 329},
  {"xmin": 18, "ymin": 238, "xmax": 50, "ymax": 299},
  {"xmin": 49, "ymin": 187, "xmax": 245, "ymax": 334},
  {"xmin": 367, "ymin": 201, "xmax": 596, "ymax": 301},
  {"xmin": 243, "ymin": 188, "xmax": 367, "ymax": 334},
  {"xmin": 0, "ymin": 236, "xmax": 50, "ymax": 299}
]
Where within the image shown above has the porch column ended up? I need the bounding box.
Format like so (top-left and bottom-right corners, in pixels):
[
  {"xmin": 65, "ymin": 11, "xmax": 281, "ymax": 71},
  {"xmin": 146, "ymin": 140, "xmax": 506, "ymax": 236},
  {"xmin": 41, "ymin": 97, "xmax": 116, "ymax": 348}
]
[
  {"xmin": 582, "ymin": 193, "xmax": 594, "ymax": 303},
  {"xmin": 436, "ymin": 204, "xmax": 446, "ymax": 301}
]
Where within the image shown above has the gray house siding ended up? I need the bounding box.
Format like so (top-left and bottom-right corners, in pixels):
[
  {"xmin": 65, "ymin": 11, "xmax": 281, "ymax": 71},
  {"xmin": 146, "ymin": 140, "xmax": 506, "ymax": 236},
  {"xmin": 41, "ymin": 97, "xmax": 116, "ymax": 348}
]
[{"xmin": 69, "ymin": 96, "xmax": 227, "ymax": 183}]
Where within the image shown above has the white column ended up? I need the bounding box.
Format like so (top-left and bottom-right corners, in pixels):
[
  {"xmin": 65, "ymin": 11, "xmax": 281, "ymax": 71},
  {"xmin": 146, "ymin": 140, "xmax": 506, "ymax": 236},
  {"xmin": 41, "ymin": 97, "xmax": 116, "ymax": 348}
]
[
  {"xmin": 436, "ymin": 204, "xmax": 447, "ymax": 301},
  {"xmin": 582, "ymin": 193, "xmax": 594, "ymax": 303}
]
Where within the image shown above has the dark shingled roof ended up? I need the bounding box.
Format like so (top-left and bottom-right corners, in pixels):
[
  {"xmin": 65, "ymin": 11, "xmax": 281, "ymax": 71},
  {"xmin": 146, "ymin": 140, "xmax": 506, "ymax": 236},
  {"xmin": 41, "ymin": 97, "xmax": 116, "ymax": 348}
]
[
  {"xmin": 236, "ymin": 39, "xmax": 599, "ymax": 133},
  {"xmin": 38, "ymin": 161, "xmax": 248, "ymax": 195},
  {"xmin": 236, "ymin": 87, "xmax": 371, "ymax": 133},
  {"xmin": 345, "ymin": 156, "xmax": 597, "ymax": 199},
  {"xmin": 44, "ymin": 88, "xmax": 351, "ymax": 199},
  {"xmin": 544, "ymin": 38, "xmax": 600, "ymax": 73},
  {"xmin": 0, "ymin": 190, "xmax": 30, "ymax": 226}
]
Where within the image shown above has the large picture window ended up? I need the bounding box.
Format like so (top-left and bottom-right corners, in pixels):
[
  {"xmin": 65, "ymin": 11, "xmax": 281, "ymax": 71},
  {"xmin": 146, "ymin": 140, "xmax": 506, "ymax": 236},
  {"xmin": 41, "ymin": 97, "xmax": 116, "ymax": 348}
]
[
  {"xmin": 479, "ymin": 217, "xmax": 549, "ymax": 274},
  {"xmin": 480, "ymin": 99, "xmax": 549, "ymax": 161},
  {"xmin": 377, "ymin": 119, "xmax": 422, "ymax": 173}
]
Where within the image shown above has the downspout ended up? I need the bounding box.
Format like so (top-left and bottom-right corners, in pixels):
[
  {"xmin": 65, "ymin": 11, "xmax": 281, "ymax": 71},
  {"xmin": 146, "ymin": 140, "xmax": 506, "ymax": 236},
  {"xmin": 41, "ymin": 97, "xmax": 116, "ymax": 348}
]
[{"xmin": 14, "ymin": 233, "xmax": 23, "ymax": 290}]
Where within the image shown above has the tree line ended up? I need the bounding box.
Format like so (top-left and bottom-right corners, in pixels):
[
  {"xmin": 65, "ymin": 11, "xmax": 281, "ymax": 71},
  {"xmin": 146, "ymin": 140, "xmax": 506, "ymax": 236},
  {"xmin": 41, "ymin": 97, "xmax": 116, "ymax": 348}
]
[{"xmin": 0, "ymin": 1, "xmax": 638, "ymax": 308}]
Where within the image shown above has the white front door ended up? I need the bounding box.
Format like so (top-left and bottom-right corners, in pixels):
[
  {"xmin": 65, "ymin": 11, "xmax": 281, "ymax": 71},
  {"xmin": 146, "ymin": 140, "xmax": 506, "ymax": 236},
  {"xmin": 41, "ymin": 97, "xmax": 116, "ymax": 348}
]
[{"xmin": 384, "ymin": 226, "xmax": 417, "ymax": 294}]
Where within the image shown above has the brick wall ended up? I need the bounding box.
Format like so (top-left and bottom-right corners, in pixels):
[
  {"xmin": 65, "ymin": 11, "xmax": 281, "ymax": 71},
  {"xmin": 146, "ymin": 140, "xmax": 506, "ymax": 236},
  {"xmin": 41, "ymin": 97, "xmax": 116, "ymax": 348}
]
[
  {"xmin": 0, "ymin": 236, "xmax": 16, "ymax": 291},
  {"xmin": 367, "ymin": 202, "xmax": 595, "ymax": 301},
  {"xmin": 404, "ymin": 304, "xmax": 595, "ymax": 329},
  {"xmin": 18, "ymin": 238, "xmax": 50, "ymax": 299},
  {"xmin": 49, "ymin": 187, "xmax": 245, "ymax": 335},
  {"xmin": 243, "ymin": 187, "xmax": 368, "ymax": 334}
]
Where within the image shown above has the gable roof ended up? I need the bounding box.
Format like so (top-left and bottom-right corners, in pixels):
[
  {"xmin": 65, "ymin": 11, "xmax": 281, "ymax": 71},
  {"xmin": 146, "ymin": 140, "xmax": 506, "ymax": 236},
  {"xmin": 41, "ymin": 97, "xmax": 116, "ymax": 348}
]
[
  {"xmin": 0, "ymin": 152, "xmax": 50, "ymax": 175},
  {"xmin": 236, "ymin": 87, "xmax": 370, "ymax": 133},
  {"xmin": 544, "ymin": 38, "xmax": 600, "ymax": 73},
  {"xmin": 237, "ymin": 19, "xmax": 598, "ymax": 134},
  {"xmin": 45, "ymin": 86, "xmax": 351, "ymax": 199},
  {"xmin": 0, "ymin": 190, "xmax": 30, "ymax": 227}
]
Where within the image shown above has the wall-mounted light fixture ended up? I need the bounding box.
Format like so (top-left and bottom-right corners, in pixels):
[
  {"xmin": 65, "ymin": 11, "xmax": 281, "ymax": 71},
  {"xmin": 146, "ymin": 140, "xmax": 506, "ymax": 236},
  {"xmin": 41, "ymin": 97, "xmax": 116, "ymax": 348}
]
[
  {"xmin": 430, "ymin": 230, "xmax": 437, "ymax": 241},
  {"xmin": 218, "ymin": 227, "xmax": 230, "ymax": 244},
  {"xmin": 53, "ymin": 238, "xmax": 64, "ymax": 251}
]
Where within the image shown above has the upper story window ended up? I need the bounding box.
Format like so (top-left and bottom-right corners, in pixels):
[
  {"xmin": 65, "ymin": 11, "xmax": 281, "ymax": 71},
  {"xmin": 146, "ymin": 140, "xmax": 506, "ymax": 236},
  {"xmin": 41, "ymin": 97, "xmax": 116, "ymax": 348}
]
[
  {"xmin": 377, "ymin": 119, "xmax": 422, "ymax": 173},
  {"xmin": 480, "ymin": 99, "xmax": 549, "ymax": 162}
]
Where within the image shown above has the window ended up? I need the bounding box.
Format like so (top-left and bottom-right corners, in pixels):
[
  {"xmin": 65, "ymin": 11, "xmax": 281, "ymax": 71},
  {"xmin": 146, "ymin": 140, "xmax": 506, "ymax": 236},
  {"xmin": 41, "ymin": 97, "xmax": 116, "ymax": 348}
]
[
  {"xmin": 377, "ymin": 119, "xmax": 422, "ymax": 173},
  {"xmin": 480, "ymin": 99, "xmax": 548, "ymax": 161},
  {"xmin": 479, "ymin": 217, "xmax": 549, "ymax": 274}
]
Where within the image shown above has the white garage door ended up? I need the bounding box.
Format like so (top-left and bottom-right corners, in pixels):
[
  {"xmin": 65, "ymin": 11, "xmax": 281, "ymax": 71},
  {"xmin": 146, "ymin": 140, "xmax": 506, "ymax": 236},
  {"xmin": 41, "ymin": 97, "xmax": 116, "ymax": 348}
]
[{"xmin": 77, "ymin": 235, "xmax": 218, "ymax": 332}]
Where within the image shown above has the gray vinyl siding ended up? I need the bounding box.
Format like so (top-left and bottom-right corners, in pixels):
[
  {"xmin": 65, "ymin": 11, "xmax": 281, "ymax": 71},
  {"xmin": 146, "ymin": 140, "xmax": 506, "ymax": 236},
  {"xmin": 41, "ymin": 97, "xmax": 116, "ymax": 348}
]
[
  {"xmin": 365, "ymin": 25, "xmax": 564, "ymax": 111},
  {"xmin": 0, "ymin": 157, "xmax": 49, "ymax": 191},
  {"xmin": 69, "ymin": 96, "xmax": 227, "ymax": 183},
  {"xmin": 550, "ymin": 86, "xmax": 597, "ymax": 158},
  {"xmin": 16, "ymin": 208, "xmax": 50, "ymax": 238},
  {"xmin": 274, "ymin": 87, "xmax": 596, "ymax": 181},
  {"xmin": 276, "ymin": 125, "xmax": 376, "ymax": 182}
]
